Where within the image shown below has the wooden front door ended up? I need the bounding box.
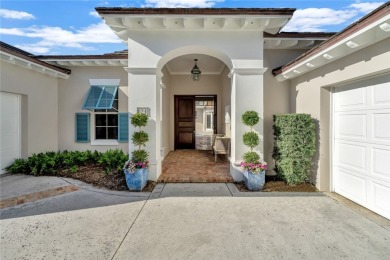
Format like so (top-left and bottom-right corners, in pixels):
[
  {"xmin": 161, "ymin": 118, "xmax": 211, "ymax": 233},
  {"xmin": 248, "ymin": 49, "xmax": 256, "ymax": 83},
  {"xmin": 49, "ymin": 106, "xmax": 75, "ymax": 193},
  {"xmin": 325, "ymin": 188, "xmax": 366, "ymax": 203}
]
[{"xmin": 175, "ymin": 96, "xmax": 195, "ymax": 149}]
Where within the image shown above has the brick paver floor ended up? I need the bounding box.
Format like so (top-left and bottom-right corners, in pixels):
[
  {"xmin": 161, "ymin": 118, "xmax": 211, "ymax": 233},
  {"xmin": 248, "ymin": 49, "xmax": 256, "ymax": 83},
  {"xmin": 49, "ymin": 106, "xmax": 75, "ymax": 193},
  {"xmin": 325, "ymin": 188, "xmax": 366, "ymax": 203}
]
[{"xmin": 158, "ymin": 150, "xmax": 233, "ymax": 183}]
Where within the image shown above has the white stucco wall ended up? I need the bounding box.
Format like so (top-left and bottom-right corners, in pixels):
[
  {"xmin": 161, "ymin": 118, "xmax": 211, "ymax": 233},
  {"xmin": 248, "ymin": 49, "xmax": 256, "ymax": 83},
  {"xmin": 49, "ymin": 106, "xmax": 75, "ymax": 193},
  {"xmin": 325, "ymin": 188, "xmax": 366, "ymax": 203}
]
[
  {"xmin": 263, "ymin": 49, "xmax": 307, "ymax": 170},
  {"xmin": 220, "ymin": 66, "xmax": 231, "ymax": 137},
  {"xmin": 0, "ymin": 61, "xmax": 59, "ymax": 157},
  {"xmin": 290, "ymin": 38, "xmax": 390, "ymax": 191},
  {"xmin": 161, "ymin": 68, "xmax": 171, "ymax": 159},
  {"xmin": 57, "ymin": 66, "xmax": 129, "ymax": 153}
]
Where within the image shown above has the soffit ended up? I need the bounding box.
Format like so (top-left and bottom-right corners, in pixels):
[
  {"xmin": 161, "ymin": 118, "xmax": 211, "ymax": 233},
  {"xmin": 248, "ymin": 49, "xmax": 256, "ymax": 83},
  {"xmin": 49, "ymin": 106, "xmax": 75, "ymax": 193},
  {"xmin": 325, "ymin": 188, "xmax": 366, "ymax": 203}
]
[
  {"xmin": 42, "ymin": 59, "xmax": 127, "ymax": 67},
  {"xmin": 96, "ymin": 8, "xmax": 295, "ymax": 42},
  {"xmin": 264, "ymin": 32, "xmax": 335, "ymax": 49}
]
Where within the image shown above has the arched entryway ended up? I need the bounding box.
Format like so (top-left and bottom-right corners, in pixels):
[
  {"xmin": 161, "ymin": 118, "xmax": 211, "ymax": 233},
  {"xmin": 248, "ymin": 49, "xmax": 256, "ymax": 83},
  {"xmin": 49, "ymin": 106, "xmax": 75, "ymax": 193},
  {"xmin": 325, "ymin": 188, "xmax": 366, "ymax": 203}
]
[{"xmin": 157, "ymin": 52, "xmax": 234, "ymax": 183}]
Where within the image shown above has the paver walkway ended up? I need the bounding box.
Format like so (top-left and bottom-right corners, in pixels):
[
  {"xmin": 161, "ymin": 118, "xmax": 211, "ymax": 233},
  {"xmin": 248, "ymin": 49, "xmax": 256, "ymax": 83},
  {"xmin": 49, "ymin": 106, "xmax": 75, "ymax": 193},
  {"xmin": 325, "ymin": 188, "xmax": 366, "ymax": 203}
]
[{"xmin": 159, "ymin": 150, "xmax": 233, "ymax": 183}]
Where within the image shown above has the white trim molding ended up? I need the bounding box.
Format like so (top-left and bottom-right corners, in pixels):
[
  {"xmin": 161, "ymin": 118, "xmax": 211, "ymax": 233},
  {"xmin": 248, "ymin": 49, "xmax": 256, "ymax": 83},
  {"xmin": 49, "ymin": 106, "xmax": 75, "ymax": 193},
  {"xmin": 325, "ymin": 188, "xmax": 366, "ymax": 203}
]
[
  {"xmin": 125, "ymin": 67, "xmax": 162, "ymax": 76},
  {"xmin": 89, "ymin": 79, "xmax": 120, "ymax": 86},
  {"xmin": 0, "ymin": 51, "xmax": 70, "ymax": 79},
  {"xmin": 45, "ymin": 59, "xmax": 128, "ymax": 67},
  {"xmin": 229, "ymin": 67, "xmax": 268, "ymax": 77}
]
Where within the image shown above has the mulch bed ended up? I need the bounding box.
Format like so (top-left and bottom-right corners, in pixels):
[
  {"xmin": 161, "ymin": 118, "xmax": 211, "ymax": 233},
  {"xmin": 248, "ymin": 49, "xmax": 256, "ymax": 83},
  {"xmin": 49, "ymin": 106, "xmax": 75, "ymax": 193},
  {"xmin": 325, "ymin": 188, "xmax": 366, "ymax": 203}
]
[
  {"xmin": 57, "ymin": 163, "xmax": 156, "ymax": 192},
  {"xmin": 235, "ymin": 176, "xmax": 318, "ymax": 192},
  {"xmin": 55, "ymin": 164, "xmax": 315, "ymax": 193}
]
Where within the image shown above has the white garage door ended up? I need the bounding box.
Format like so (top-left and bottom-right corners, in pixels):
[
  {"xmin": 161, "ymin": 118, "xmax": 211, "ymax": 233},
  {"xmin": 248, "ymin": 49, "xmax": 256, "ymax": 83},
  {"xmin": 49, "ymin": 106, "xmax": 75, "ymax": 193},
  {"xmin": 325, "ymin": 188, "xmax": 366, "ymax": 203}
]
[
  {"xmin": 333, "ymin": 74, "xmax": 390, "ymax": 219},
  {"xmin": 0, "ymin": 92, "xmax": 21, "ymax": 174}
]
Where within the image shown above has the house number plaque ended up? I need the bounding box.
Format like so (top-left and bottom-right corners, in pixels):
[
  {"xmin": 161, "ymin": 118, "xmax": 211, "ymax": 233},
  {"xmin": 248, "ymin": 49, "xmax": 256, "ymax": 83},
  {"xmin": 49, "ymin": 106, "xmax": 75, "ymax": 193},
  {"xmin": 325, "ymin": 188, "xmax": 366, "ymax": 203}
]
[{"xmin": 137, "ymin": 107, "xmax": 151, "ymax": 116}]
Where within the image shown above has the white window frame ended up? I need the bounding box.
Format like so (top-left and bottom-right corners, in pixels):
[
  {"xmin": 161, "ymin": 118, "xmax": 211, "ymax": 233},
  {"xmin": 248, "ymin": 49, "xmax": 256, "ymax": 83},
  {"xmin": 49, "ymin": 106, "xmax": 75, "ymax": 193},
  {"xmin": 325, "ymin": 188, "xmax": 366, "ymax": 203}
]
[{"xmin": 89, "ymin": 79, "xmax": 120, "ymax": 145}]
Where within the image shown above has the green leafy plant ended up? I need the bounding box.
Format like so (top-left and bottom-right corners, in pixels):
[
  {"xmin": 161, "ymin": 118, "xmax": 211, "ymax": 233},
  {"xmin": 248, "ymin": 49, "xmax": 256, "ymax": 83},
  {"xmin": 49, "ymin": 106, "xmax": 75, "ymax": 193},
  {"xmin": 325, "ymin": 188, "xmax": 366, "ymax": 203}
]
[
  {"xmin": 242, "ymin": 110, "xmax": 260, "ymax": 128},
  {"xmin": 98, "ymin": 149, "xmax": 128, "ymax": 174},
  {"xmin": 272, "ymin": 114, "xmax": 316, "ymax": 185},
  {"xmin": 243, "ymin": 132, "xmax": 260, "ymax": 149},
  {"xmin": 69, "ymin": 165, "xmax": 78, "ymax": 174},
  {"xmin": 242, "ymin": 151, "xmax": 260, "ymax": 164},
  {"xmin": 5, "ymin": 158, "xmax": 29, "ymax": 174},
  {"xmin": 131, "ymin": 113, "xmax": 148, "ymax": 128},
  {"xmin": 131, "ymin": 131, "xmax": 149, "ymax": 148},
  {"xmin": 131, "ymin": 149, "xmax": 148, "ymax": 163}
]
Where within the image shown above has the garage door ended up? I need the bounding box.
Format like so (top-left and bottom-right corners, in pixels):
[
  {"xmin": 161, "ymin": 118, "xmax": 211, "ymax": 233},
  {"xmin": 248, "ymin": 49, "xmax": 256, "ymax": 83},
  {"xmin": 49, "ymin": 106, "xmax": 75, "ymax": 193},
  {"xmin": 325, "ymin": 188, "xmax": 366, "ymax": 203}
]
[
  {"xmin": 333, "ymin": 74, "xmax": 390, "ymax": 219},
  {"xmin": 0, "ymin": 92, "xmax": 21, "ymax": 174}
]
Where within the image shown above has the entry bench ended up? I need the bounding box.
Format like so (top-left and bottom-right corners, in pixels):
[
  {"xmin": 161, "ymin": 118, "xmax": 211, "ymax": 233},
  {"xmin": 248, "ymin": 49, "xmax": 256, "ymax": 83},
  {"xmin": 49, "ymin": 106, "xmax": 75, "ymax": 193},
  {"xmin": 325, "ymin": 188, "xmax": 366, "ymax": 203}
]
[{"xmin": 212, "ymin": 134, "xmax": 231, "ymax": 162}]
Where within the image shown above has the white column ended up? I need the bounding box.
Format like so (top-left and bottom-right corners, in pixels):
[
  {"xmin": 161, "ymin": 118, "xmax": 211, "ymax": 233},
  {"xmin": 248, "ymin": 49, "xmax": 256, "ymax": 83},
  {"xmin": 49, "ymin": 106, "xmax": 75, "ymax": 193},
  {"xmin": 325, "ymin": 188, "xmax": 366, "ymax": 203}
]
[
  {"xmin": 126, "ymin": 67, "xmax": 162, "ymax": 181},
  {"xmin": 229, "ymin": 67, "xmax": 267, "ymax": 181}
]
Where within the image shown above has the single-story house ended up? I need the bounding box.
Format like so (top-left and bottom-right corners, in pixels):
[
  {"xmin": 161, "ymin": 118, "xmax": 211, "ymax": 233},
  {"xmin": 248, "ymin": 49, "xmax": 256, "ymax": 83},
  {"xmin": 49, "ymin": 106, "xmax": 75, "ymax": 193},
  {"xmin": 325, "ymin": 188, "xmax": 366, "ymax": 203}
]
[{"xmin": 0, "ymin": 3, "xmax": 389, "ymax": 219}]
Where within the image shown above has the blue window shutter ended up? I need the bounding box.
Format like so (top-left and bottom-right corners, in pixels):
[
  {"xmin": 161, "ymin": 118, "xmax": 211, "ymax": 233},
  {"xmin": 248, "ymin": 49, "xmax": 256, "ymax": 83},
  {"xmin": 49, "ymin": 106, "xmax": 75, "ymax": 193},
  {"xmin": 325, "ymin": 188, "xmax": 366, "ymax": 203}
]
[
  {"xmin": 118, "ymin": 113, "xmax": 129, "ymax": 142},
  {"xmin": 82, "ymin": 86, "xmax": 118, "ymax": 110},
  {"xmin": 82, "ymin": 86, "xmax": 103, "ymax": 110},
  {"xmin": 96, "ymin": 86, "xmax": 118, "ymax": 109},
  {"xmin": 75, "ymin": 113, "xmax": 90, "ymax": 142}
]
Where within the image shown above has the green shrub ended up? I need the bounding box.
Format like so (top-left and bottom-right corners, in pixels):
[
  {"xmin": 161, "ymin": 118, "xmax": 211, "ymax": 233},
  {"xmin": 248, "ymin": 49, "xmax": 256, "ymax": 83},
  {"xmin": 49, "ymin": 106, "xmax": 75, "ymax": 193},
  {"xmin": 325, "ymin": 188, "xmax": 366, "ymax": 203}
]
[
  {"xmin": 98, "ymin": 149, "xmax": 128, "ymax": 174},
  {"xmin": 242, "ymin": 111, "xmax": 259, "ymax": 128},
  {"xmin": 131, "ymin": 131, "xmax": 149, "ymax": 148},
  {"xmin": 4, "ymin": 150, "xmax": 115, "ymax": 176},
  {"xmin": 131, "ymin": 149, "xmax": 148, "ymax": 163},
  {"xmin": 5, "ymin": 158, "xmax": 29, "ymax": 174},
  {"xmin": 243, "ymin": 132, "xmax": 259, "ymax": 149},
  {"xmin": 131, "ymin": 113, "xmax": 148, "ymax": 128},
  {"xmin": 272, "ymin": 114, "xmax": 316, "ymax": 185},
  {"xmin": 69, "ymin": 165, "xmax": 78, "ymax": 174},
  {"xmin": 24, "ymin": 152, "xmax": 59, "ymax": 176},
  {"xmin": 243, "ymin": 152, "xmax": 260, "ymax": 164}
]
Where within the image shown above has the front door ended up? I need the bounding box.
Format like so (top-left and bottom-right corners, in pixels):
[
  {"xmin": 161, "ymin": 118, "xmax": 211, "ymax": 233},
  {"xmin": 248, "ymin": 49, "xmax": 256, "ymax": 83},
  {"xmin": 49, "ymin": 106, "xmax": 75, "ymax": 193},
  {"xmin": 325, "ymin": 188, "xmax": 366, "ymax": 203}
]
[{"xmin": 175, "ymin": 96, "xmax": 195, "ymax": 149}]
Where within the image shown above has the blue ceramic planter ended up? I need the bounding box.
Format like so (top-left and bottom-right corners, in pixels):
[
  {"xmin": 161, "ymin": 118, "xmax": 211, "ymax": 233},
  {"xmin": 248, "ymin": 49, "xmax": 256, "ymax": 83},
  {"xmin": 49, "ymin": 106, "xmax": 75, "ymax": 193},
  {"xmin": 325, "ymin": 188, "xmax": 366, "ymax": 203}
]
[
  {"xmin": 243, "ymin": 170, "xmax": 265, "ymax": 191},
  {"xmin": 125, "ymin": 168, "xmax": 148, "ymax": 191}
]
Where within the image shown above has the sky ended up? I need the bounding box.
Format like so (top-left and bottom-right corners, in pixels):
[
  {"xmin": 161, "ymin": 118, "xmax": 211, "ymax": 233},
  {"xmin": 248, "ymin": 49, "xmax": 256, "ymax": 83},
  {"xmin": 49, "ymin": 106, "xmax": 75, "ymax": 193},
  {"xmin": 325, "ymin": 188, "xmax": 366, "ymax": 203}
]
[{"xmin": 0, "ymin": 0, "xmax": 385, "ymax": 55}]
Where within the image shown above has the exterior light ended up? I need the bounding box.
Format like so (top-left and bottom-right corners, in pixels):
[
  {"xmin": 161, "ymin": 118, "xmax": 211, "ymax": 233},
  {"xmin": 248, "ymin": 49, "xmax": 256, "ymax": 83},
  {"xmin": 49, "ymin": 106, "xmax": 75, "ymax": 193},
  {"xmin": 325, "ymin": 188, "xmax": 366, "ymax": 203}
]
[{"xmin": 191, "ymin": 59, "xmax": 201, "ymax": 81}]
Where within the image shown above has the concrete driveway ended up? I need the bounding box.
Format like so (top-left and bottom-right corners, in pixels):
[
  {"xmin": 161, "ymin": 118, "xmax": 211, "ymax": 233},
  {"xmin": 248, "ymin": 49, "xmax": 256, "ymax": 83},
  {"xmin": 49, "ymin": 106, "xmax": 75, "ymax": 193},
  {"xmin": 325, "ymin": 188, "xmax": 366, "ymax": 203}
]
[{"xmin": 1, "ymin": 176, "xmax": 389, "ymax": 259}]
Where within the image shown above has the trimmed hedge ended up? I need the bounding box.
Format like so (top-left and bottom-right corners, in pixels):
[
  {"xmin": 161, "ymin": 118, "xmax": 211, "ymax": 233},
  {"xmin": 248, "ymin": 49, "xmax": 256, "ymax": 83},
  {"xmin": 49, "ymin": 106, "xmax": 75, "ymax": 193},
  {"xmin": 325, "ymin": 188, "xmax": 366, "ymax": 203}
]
[{"xmin": 272, "ymin": 114, "xmax": 316, "ymax": 185}]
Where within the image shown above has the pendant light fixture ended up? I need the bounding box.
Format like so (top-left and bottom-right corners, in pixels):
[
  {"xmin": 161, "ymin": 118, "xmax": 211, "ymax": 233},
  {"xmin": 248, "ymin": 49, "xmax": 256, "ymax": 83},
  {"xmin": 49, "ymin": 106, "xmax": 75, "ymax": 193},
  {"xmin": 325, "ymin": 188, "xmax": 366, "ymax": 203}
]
[{"xmin": 191, "ymin": 59, "xmax": 201, "ymax": 81}]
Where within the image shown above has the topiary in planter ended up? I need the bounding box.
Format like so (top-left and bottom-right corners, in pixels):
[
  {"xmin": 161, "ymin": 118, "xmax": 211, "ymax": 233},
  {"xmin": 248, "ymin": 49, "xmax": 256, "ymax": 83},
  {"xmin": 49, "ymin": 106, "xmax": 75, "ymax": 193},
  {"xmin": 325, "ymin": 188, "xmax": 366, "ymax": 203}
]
[
  {"xmin": 240, "ymin": 110, "xmax": 267, "ymax": 191},
  {"xmin": 272, "ymin": 114, "xmax": 316, "ymax": 185},
  {"xmin": 124, "ymin": 112, "xmax": 150, "ymax": 191}
]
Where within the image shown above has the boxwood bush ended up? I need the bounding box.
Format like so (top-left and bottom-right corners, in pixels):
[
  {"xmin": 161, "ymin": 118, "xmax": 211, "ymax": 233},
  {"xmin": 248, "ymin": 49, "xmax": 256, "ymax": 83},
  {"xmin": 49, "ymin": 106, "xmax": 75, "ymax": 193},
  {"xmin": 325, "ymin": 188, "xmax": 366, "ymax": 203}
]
[{"xmin": 272, "ymin": 114, "xmax": 316, "ymax": 185}]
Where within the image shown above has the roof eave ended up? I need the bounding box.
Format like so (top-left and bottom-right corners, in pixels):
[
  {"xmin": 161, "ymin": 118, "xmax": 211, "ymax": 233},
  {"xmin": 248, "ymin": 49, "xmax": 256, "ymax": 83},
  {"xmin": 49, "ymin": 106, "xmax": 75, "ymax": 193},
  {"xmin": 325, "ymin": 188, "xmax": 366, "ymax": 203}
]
[{"xmin": 273, "ymin": 2, "xmax": 390, "ymax": 81}]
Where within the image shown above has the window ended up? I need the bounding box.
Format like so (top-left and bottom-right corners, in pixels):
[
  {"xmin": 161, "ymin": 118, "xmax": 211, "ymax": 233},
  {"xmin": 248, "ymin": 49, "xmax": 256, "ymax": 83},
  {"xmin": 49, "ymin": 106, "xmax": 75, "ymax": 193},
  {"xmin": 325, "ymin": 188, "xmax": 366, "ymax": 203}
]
[
  {"xmin": 205, "ymin": 112, "xmax": 213, "ymax": 131},
  {"xmin": 94, "ymin": 91, "xmax": 118, "ymax": 140}
]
